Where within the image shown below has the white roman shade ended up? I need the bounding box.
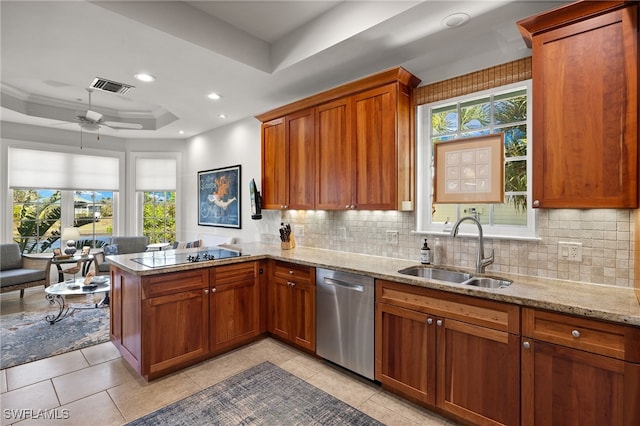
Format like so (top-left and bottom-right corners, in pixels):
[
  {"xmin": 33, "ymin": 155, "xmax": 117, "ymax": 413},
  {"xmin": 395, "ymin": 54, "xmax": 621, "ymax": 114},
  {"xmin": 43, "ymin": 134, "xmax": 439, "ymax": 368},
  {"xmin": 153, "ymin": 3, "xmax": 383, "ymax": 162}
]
[
  {"xmin": 8, "ymin": 147, "xmax": 119, "ymax": 191},
  {"xmin": 135, "ymin": 157, "xmax": 176, "ymax": 191}
]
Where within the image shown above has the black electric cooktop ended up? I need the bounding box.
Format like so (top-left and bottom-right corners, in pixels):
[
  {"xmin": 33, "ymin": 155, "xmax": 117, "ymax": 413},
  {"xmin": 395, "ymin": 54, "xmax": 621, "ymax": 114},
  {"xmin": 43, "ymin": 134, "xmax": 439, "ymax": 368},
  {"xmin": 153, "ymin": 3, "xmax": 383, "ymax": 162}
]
[{"xmin": 130, "ymin": 248, "xmax": 243, "ymax": 268}]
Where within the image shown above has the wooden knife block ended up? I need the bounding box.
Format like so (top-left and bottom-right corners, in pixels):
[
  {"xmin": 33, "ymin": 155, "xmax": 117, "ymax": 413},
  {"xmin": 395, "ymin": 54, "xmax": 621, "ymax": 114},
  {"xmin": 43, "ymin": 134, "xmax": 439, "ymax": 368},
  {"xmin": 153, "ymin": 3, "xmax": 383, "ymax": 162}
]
[{"xmin": 281, "ymin": 234, "xmax": 296, "ymax": 250}]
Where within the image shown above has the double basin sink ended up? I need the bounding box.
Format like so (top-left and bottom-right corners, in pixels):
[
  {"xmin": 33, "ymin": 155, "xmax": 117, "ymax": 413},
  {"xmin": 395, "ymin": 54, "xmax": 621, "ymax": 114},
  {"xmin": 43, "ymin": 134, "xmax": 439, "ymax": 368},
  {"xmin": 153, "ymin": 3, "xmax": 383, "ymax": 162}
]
[{"xmin": 398, "ymin": 266, "xmax": 512, "ymax": 289}]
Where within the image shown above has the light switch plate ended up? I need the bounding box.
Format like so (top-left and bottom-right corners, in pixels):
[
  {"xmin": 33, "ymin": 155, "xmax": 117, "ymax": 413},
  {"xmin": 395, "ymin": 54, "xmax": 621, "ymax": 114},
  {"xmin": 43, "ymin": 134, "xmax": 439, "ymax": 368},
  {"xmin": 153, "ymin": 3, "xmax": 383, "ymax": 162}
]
[
  {"xmin": 338, "ymin": 227, "xmax": 347, "ymax": 240},
  {"xmin": 386, "ymin": 230, "xmax": 399, "ymax": 245},
  {"xmin": 558, "ymin": 241, "xmax": 582, "ymax": 262}
]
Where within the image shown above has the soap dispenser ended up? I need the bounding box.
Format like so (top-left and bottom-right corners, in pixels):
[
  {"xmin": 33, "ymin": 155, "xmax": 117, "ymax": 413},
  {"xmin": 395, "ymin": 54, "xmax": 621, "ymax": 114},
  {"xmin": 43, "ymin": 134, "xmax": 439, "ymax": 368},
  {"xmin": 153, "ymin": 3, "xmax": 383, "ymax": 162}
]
[{"xmin": 420, "ymin": 238, "xmax": 431, "ymax": 265}]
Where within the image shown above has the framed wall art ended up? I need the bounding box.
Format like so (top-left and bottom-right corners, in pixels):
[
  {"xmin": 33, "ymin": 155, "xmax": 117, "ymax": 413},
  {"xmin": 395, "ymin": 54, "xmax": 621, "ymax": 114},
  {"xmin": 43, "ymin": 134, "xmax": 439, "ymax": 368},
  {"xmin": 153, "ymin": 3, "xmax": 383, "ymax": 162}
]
[
  {"xmin": 198, "ymin": 165, "xmax": 241, "ymax": 228},
  {"xmin": 434, "ymin": 134, "xmax": 504, "ymax": 204}
]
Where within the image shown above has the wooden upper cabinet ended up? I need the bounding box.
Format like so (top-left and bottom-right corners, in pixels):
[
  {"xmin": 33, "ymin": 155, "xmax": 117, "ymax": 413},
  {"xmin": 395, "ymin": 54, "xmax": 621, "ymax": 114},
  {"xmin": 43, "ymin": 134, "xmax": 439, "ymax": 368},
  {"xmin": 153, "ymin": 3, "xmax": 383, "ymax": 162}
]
[
  {"xmin": 287, "ymin": 108, "xmax": 316, "ymax": 209},
  {"xmin": 261, "ymin": 118, "xmax": 286, "ymax": 209},
  {"xmin": 260, "ymin": 110, "xmax": 315, "ymax": 210},
  {"xmin": 316, "ymin": 98, "xmax": 353, "ymax": 209},
  {"xmin": 517, "ymin": 1, "xmax": 639, "ymax": 208},
  {"xmin": 257, "ymin": 67, "xmax": 420, "ymax": 211},
  {"xmin": 353, "ymin": 83, "xmax": 399, "ymax": 210}
]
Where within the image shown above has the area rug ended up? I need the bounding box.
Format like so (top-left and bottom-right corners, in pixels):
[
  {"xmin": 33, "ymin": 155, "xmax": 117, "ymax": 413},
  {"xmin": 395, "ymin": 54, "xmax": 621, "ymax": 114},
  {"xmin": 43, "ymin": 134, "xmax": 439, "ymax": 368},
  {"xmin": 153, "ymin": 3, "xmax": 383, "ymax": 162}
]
[
  {"xmin": 126, "ymin": 361, "xmax": 383, "ymax": 426},
  {"xmin": 0, "ymin": 304, "xmax": 109, "ymax": 369}
]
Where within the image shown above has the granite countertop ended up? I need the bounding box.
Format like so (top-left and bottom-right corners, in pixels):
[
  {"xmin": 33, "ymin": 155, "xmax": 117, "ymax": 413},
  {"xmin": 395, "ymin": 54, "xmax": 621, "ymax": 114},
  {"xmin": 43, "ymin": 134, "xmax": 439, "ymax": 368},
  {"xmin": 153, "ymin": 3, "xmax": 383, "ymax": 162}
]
[{"xmin": 107, "ymin": 242, "xmax": 640, "ymax": 327}]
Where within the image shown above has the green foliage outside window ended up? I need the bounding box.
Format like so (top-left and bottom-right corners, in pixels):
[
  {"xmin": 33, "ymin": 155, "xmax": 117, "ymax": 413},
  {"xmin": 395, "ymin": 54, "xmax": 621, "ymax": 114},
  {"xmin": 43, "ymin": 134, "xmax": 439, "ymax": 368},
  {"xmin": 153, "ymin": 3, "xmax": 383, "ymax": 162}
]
[
  {"xmin": 430, "ymin": 88, "xmax": 529, "ymax": 225},
  {"xmin": 143, "ymin": 192, "xmax": 176, "ymax": 244}
]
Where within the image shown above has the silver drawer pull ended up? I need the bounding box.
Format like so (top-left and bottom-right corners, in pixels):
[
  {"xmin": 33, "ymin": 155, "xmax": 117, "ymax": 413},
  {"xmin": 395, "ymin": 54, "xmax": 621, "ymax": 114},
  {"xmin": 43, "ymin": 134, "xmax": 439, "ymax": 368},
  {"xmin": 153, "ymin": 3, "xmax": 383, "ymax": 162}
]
[
  {"xmin": 427, "ymin": 318, "xmax": 433, "ymax": 325},
  {"xmin": 571, "ymin": 329, "xmax": 581, "ymax": 338},
  {"xmin": 523, "ymin": 341, "xmax": 531, "ymax": 349}
]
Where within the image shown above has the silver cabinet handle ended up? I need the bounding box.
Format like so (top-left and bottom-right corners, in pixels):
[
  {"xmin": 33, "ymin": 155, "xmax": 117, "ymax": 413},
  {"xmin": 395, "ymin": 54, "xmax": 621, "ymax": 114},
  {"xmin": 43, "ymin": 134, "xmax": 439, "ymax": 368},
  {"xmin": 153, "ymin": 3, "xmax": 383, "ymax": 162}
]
[
  {"xmin": 323, "ymin": 277, "xmax": 363, "ymax": 292},
  {"xmin": 427, "ymin": 318, "xmax": 433, "ymax": 325},
  {"xmin": 204, "ymin": 289, "xmax": 209, "ymax": 294},
  {"xmin": 571, "ymin": 329, "xmax": 580, "ymax": 338},
  {"xmin": 211, "ymin": 287, "xmax": 217, "ymax": 293},
  {"xmin": 289, "ymin": 270, "xmax": 294, "ymax": 275},
  {"xmin": 523, "ymin": 341, "xmax": 531, "ymax": 349},
  {"xmin": 436, "ymin": 319, "xmax": 443, "ymax": 327},
  {"xmin": 533, "ymin": 200, "xmax": 540, "ymax": 207}
]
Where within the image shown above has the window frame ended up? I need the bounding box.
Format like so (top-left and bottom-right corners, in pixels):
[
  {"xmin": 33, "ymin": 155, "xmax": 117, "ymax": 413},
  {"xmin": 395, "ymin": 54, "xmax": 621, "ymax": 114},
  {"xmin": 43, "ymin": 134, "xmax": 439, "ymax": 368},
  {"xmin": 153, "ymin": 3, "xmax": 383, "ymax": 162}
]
[{"xmin": 416, "ymin": 80, "xmax": 538, "ymax": 240}]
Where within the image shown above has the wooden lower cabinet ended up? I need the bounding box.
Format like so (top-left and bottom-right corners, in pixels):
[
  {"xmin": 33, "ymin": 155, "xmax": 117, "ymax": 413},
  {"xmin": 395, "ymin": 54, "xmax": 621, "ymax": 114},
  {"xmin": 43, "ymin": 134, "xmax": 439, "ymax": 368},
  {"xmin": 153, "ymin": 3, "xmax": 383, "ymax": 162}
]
[
  {"xmin": 521, "ymin": 308, "xmax": 640, "ymax": 426},
  {"xmin": 267, "ymin": 260, "xmax": 316, "ymax": 351},
  {"xmin": 209, "ymin": 262, "xmax": 261, "ymax": 354},
  {"xmin": 111, "ymin": 261, "xmax": 262, "ymax": 381},
  {"xmin": 376, "ymin": 280, "xmax": 520, "ymax": 425}
]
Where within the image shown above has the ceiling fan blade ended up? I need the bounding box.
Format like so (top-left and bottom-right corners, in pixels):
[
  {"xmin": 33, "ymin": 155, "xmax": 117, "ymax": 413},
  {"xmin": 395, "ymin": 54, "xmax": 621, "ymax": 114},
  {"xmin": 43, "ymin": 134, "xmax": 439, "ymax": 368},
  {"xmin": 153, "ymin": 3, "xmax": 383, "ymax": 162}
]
[{"xmin": 104, "ymin": 121, "xmax": 143, "ymax": 130}]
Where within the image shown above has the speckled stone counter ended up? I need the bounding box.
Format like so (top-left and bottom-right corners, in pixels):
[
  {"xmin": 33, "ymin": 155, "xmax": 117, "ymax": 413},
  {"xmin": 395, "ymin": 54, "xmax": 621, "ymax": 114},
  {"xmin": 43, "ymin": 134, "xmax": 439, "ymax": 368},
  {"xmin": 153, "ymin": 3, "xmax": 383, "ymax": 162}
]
[{"xmin": 107, "ymin": 242, "xmax": 640, "ymax": 327}]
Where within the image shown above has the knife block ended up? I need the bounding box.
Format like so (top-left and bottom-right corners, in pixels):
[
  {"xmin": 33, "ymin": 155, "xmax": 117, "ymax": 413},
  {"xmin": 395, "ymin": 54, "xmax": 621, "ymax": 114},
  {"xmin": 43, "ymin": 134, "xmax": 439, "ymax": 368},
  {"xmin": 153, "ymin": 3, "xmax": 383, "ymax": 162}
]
[{"xmin": 281, "ymin": 234, "xmax": 296, "ymax": 250}]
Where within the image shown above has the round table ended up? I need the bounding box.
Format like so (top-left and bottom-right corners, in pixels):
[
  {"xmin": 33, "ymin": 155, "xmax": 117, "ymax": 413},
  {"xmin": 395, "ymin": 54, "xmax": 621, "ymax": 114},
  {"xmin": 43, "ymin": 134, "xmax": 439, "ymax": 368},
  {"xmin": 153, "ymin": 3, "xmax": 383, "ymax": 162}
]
[{"xmin": 44, "ymin": 277, "xmax": 110, "ymax": 324}]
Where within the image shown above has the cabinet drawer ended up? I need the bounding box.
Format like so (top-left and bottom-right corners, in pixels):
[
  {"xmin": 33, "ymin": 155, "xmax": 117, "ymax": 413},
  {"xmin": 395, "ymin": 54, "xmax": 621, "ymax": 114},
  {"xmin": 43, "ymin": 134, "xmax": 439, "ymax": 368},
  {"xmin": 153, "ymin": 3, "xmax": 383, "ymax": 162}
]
[
  {"xmin": 142, "ymin": 269, "xmax": 208, "ymax": 299},
  {"xmin": 376, "ymin": 280, "xmax": 519, "ymax": 334},
  {"xmin": 522, "ymin": 308, "xmax": 640, "ymax": 362},
  {"xmin": 272, "ymin": 261, "xmax": 314, "ymax": 284},
  {"xmin": 213, "ymin": 261, "xmax": 258, "ymax": 285}
]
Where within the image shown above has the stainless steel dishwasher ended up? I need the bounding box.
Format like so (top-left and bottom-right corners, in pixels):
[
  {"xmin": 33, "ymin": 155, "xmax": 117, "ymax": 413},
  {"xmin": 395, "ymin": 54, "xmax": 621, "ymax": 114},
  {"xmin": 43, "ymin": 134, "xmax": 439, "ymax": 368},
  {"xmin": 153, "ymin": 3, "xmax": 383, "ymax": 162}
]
[{"xmin": 316, "ymin": 268, "xmax": 375, "ymax": 380}]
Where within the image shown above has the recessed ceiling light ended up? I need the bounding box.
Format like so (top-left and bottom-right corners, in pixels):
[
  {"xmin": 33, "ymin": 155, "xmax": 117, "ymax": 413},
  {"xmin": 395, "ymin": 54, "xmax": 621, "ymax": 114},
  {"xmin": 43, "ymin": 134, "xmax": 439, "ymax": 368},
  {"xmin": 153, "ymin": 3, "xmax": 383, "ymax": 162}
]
[
  {"xmin": 218, "ymin": 114, "xmax": 227, "ymax": 119},
  {"xmin": 134, "ymin": 73, "xmax": 156, "ymax": 82},
  {"xmin": 208, "ymin": 92, "xmax": 221, "ymax": 100},
  {"xmin": 441, "ymin": 13, "xmax": 470, "ymax": 28},
  {"xmin": 178, "ymin": 130, "xmax": 185, "ymax": 135}
]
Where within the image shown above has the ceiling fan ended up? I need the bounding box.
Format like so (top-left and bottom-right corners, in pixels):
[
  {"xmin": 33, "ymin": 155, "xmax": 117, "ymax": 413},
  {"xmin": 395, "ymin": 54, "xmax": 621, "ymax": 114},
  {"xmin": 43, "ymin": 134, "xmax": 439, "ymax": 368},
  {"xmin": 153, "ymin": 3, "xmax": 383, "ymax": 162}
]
[{"xmin": 75, "ymin": 88, "xmax": 143, "ymax": 131}]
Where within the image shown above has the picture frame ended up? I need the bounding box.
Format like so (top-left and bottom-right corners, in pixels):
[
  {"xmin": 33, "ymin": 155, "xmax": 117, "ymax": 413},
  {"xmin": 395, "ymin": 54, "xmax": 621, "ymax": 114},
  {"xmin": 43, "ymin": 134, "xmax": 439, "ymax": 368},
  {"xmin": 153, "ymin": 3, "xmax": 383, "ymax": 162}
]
[
  {"xmin": 198, "ymin": 165, "xmax": 241, "ymax": 228},
  {"xmin": 434, "ymin": 134, "xmax": 504, "ymax": 204}
]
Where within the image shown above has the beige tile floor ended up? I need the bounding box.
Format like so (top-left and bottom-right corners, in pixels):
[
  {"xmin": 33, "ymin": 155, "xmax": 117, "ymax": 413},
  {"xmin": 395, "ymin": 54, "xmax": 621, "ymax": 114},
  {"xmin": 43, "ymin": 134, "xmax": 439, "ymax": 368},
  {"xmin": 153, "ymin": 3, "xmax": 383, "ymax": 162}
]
[{"xmin": 1, "ymin": 288, "xmax": 456, "ymax": 426}]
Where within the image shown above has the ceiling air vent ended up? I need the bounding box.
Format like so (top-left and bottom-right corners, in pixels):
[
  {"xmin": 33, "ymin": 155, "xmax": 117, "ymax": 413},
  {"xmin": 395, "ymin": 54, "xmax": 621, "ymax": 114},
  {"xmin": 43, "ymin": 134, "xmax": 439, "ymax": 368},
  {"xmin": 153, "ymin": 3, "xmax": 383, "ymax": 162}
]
[{"xmin": 89, "ymin": 77, "xmax": 134, "ymax": 95}]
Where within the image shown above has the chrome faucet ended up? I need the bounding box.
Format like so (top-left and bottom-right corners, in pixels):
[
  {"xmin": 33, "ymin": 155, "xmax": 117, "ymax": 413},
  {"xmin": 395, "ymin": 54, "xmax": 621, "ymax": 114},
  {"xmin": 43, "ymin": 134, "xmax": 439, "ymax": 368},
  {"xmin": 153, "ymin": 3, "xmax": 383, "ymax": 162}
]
[{"xmin": 450, "ymin": 216, "xmax": 494, "ymax": 274}]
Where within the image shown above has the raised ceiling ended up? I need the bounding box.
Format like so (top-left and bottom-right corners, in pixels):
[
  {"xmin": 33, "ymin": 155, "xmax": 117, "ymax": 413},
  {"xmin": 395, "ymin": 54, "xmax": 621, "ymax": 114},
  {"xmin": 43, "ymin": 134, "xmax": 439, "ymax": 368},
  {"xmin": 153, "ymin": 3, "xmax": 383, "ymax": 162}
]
[{"xmin": 0, "ymin": 1, "xmax": 566, "ymax": 141}]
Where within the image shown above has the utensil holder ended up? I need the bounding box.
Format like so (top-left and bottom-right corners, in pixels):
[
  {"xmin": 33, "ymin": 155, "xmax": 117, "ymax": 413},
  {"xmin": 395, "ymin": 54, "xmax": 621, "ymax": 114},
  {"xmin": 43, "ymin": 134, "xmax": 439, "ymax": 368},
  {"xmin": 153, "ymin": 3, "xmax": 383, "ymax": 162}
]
[{"xmin": 281, "ymin": 235, "xmax": 296, "ymax": 250}]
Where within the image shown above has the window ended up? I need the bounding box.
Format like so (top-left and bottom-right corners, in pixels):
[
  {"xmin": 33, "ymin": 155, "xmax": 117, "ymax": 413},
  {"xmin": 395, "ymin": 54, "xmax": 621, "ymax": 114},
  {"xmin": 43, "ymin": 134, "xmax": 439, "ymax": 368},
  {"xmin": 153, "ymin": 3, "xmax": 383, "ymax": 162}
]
[
  {"xmin": 134, "ymin": 155, "xmax": 179, "ymax": 244},
  {"xmin": 416, "ymin": 81, "xmax": 536, "ymax": 239},
  {"xmin": 12, "ymin": 189, "xmax": 62, "ymax": 253},
  {"xmin": 12, "ymin": 189, "xmax": 113, "ymax": 254},
  {"xmin": 73, "ymin": 191, "xmax": 113, "ymax": 248},
  {"xmin": 142, "ymin": 191, "xmax": 176, "ymax": 244}
]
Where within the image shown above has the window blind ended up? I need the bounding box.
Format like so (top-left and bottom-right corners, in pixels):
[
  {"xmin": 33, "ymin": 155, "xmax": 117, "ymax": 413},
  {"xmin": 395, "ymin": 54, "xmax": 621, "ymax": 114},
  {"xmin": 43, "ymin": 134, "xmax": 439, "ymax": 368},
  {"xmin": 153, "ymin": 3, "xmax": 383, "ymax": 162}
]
[
  {"xmin": 135, "ymin": 157, "xmax": 176, "ymax": 191},
  {"xmin": 8, "ymin": 147, "xmax": 119, "ymax": 190}
]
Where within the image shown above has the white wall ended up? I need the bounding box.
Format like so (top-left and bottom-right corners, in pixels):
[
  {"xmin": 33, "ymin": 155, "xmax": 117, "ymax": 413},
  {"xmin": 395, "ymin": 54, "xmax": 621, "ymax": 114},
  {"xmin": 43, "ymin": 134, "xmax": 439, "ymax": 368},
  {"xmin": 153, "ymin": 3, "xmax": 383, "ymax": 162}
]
[{"xmin": 183, "ymin": 117, "xmax": 264, "ymax": 244}]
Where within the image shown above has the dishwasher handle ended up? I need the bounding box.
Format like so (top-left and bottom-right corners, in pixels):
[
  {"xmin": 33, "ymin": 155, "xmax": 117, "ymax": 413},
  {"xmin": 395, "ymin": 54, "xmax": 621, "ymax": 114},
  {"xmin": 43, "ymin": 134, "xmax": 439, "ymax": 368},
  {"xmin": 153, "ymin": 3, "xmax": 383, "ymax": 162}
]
[{"xmin": 322, "ymin": 277, "xmax": 364, "ymax": 292}]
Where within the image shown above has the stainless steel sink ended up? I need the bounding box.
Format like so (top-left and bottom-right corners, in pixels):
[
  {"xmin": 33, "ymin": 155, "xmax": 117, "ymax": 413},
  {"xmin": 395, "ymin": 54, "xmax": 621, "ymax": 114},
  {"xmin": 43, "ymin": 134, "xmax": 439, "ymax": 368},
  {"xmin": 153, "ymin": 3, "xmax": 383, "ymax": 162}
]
[
  {"xmin": 462, "ymin": 277, "xmax": 512, "ymax": 289},
  {"xmin": 397, "ymin": 266, "xmax": 473, "ymax": 283},
  {"xmin": 398, "ymin": 266, "xmax": 512, "ymax": 289}
]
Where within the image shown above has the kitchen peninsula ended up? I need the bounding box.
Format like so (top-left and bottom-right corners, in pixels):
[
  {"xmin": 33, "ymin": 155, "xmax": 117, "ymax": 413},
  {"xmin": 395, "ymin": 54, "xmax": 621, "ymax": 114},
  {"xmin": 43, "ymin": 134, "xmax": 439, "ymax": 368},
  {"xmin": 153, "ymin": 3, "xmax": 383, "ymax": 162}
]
[{"xmin": 108, "ymin": 242, "xmax": 640, "ymax": 425}]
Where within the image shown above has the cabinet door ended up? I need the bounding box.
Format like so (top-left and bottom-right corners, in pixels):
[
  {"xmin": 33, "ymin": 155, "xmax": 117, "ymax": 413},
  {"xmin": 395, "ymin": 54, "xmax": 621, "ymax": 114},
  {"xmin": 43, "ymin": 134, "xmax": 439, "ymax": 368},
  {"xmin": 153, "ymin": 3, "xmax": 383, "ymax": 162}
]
[
  {"xmin": 530, "ymin": 6, "xmax": 638, "ymax": 208},
  {"xmin": 316, "ymin": 98, "xmax": 354, "ymax": 209},
  {"xmin": 143, "ymin": 289, "xmax": 209, "ymax": 379},
  {"xmin": 267, "ymin": 277, "xmax": 292, "ymax": 341},
  {"xmin": 286, "ymin": 108, "xmax": 316, "ymax": 209},
  {"xmin": 261, "ymin": 117, "xmax": 287, "ymax": 209},
  {"xmin": 375, "ymin": 302, "xmax": 436, "ymax": 405},
  {"xmin": 522, "ymin": 339, "xmax": 640, "ymax": 426},
  {"xmin": 290, "ymin": 281, "xmax": 315, "ymax": 351},
  {"xmin": 210, "ymin": 263, "xmax": 260, "ymax": 353},
  {"xmin": 352, "ymin": 83, "xmax": 398, "ymax": 210},
  {"xmin": 437, "ymin": 318, "xmax": 520, "ymax": 426}
]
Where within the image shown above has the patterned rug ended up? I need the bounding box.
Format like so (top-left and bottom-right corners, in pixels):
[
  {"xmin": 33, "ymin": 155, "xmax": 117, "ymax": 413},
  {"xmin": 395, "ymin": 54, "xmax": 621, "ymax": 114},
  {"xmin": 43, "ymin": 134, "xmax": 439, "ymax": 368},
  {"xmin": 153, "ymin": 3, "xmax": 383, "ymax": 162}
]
[
  {"xmin": 126, "ymin": 361, "xmax": 383, "ymax": 426},
  {"xmin": 0, "ymin": 302, "xmax": 109, "ymax": 369}
]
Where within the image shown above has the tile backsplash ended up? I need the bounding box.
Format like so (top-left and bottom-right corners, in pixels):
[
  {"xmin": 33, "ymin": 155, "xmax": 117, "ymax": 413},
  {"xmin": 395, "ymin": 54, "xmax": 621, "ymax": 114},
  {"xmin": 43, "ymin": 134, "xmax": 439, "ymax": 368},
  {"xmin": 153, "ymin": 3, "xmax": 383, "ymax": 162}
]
[{"xmin": 257, "ymin": 209, "xmax": 635, "ymax": 288}]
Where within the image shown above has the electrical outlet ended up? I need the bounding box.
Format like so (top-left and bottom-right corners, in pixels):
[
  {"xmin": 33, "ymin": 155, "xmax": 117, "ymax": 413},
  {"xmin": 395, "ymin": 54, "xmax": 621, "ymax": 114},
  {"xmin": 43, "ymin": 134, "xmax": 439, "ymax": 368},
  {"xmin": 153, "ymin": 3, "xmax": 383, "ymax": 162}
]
[
  {"xmin": 558, "ymin": 241, "xmax": 583, "ymax": 262},
  {"xmin": 338, "ymin": 227, "xmax": 347, "ymax": 240},
  {"xmin": 386, "ymin": 230, "xmax": 399, "ymax": 245},
  {"xmin": 293, "ymin": 225, "xmax": 304, "ymax": 237}
]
